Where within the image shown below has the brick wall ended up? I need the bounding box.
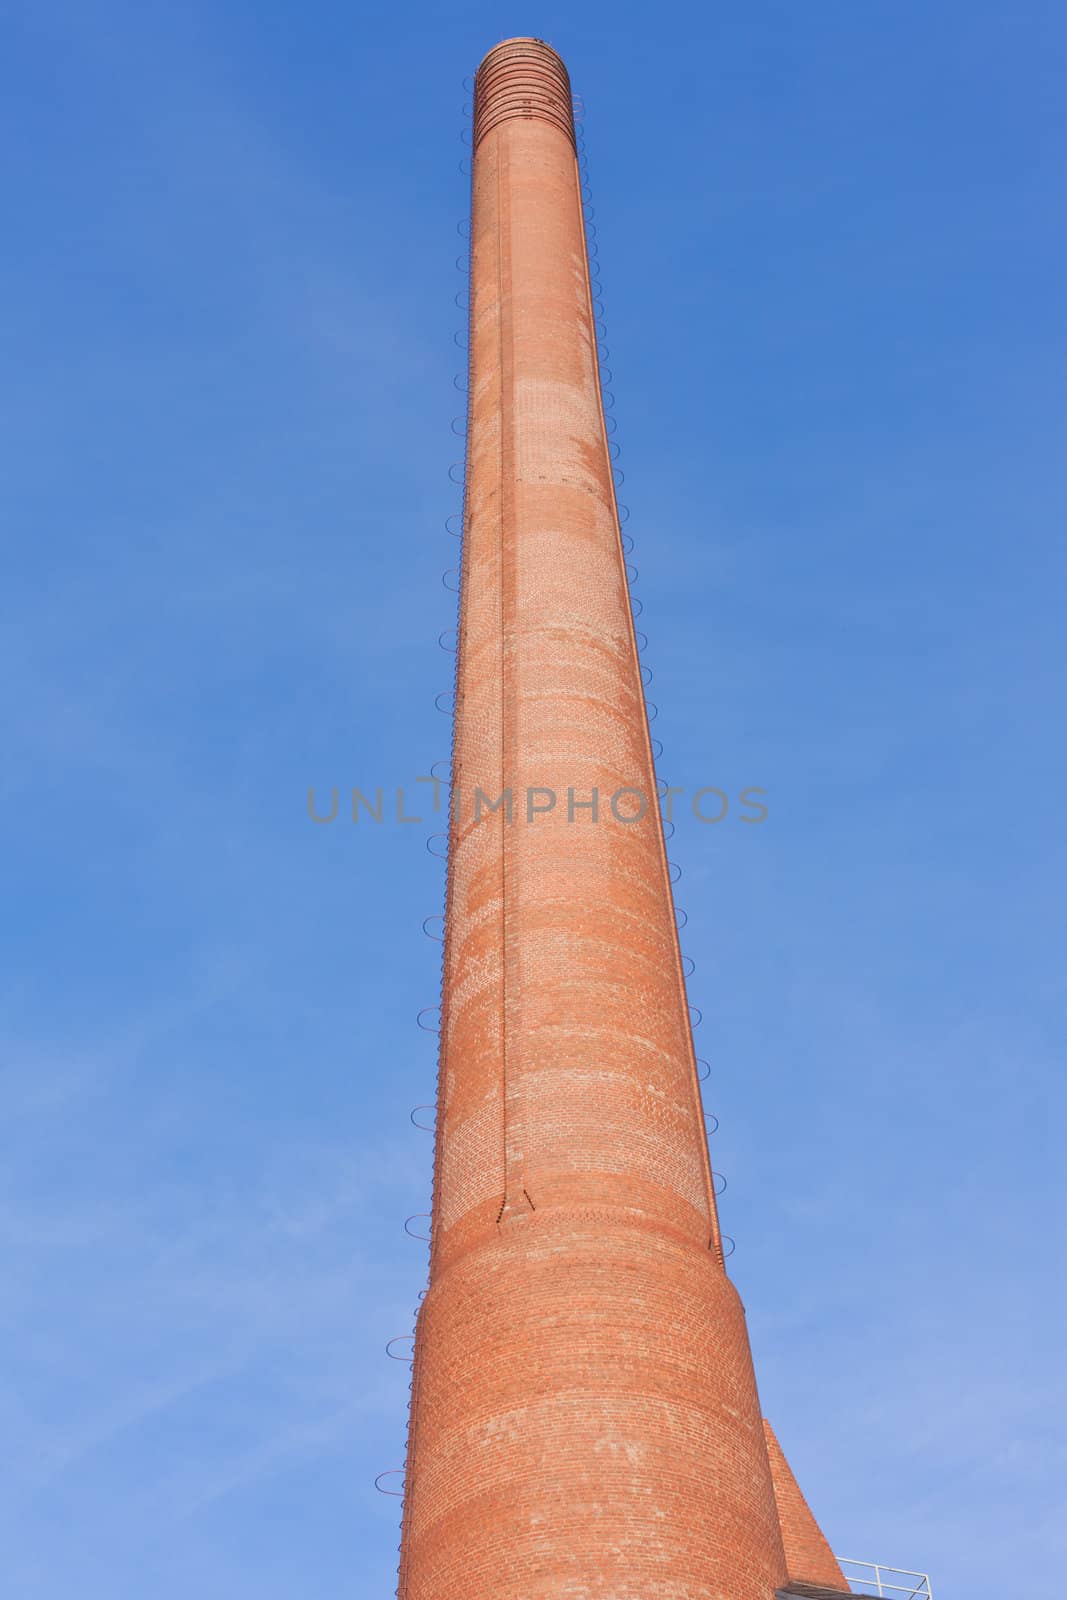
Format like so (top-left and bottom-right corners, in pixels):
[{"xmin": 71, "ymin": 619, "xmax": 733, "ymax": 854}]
[{"xmin": 764, "ymin": 1420, "xmax": 848, "ymax": 1592}]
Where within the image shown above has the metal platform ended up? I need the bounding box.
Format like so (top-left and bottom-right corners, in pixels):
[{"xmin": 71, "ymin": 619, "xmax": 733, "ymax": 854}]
[{"xmin": 780, "ymin": 1560, "xmax": 933, "ymax": 1600}]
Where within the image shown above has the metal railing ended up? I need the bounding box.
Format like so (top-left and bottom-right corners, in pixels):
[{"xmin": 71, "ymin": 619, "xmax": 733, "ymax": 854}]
[{"xmin": 837, "ymin": 1557, "xmax": 933, "ymax": 1599}]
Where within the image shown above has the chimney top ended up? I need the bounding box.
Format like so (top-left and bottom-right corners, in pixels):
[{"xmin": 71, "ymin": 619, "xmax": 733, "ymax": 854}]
[{"xmin": 473, "ymin": 37, "xmax": 574, "ymax": 149}]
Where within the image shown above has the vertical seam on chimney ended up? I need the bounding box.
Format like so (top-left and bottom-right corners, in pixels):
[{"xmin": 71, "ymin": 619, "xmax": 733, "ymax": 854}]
[
  {"xmin": 498, "ymin": 132, "xmax": 530, "ymax": 1217},
  {"xmin": 495, "ymin": 134, "xmax": 513, "ymax": 1219}
]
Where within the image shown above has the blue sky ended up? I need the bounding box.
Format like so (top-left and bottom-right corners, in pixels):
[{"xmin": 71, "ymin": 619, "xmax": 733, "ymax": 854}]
[{"xmin": 2, "ymin": 1, "xmax": 1064, "ymax": 1595}]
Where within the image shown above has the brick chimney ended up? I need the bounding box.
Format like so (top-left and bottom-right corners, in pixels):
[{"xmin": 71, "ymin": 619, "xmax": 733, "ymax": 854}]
[{"xmin": 396, "ymin": 37, "xmax": 835, "ymax": 1600}]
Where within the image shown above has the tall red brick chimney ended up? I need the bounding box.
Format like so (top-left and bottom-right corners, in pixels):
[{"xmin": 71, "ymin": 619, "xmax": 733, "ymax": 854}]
[{"xmin": 396, "ymin": 38, "xmax": 843, "ymax": 1600}]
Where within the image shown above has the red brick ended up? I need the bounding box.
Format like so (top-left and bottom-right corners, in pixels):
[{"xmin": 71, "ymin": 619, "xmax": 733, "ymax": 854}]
[{"xmin": 763, "ymin": 1421, "xmax": 848, "ymax": 1592}]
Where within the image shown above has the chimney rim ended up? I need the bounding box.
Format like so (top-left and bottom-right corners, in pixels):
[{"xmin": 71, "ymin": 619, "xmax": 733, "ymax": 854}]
[{"xmin": 476, "ymin": 36, "xmax": 568, "ymax": 72}]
